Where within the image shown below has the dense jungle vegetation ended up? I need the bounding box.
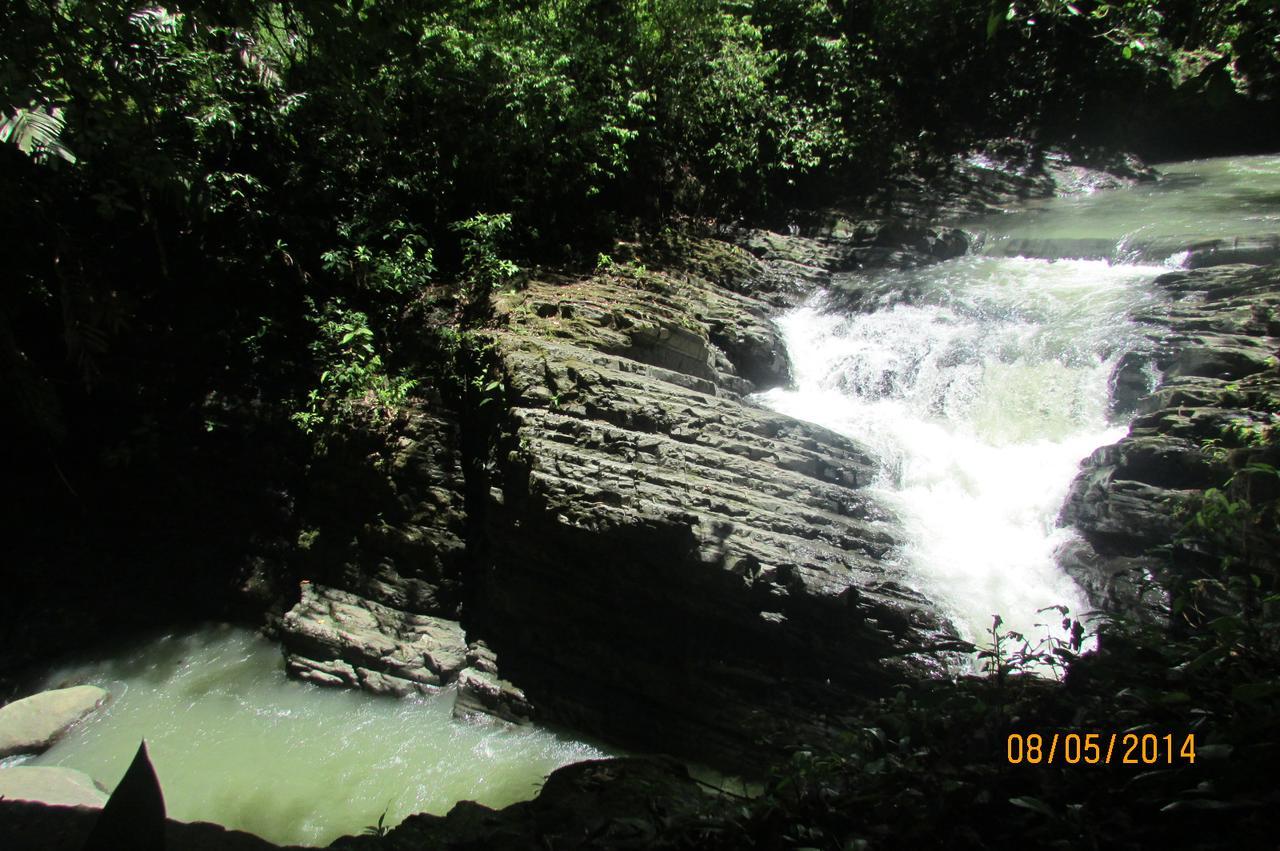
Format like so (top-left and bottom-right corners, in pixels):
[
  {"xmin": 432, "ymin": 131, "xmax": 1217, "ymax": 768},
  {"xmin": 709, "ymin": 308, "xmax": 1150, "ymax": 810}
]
[
  {"xmin": 5, "ymin": 0, "xmax": 1278, "ymax": 468},
  {"xmin": 4, "ymin": 1, "xmax": 1280, "ymax": 848}
]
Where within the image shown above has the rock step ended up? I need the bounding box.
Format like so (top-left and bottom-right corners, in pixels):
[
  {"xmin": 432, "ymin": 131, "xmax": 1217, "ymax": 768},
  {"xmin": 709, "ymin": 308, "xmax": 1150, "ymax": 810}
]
[{"xmin": 1059, "ymin": 262, "xmax": 1280, "ymax": 612}]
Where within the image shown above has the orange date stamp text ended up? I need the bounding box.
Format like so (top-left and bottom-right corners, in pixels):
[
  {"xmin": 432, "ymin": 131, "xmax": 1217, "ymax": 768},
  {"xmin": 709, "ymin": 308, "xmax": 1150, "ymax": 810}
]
[{"xmin": 1006, "ymin": 732, "xmax": 1196, "ymax": 765}]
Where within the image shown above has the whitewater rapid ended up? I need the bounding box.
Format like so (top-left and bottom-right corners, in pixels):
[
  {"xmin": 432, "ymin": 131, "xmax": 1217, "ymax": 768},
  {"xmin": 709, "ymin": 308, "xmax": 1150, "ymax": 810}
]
[{"xmin": 758, "ymin": 254, "xmax": 1169, "ymax": 652}]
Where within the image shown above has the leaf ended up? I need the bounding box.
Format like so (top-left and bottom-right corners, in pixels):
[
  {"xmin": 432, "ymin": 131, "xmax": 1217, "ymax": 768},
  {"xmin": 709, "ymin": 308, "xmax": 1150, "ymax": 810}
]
[
  {"xmin": 83, "ymin": 741, "xmax": 166, "ymax": 851},
  {"xmin": 1009, "ymin": 796, "xmax": 1055, "ymax": 818},
  {"xmin": 0, "ymin": 105, "xmax": 76, "ymax": 163},
  {"xmin": 1161, "ymin": 799, "xmax": 1236, "ymax": 812},
  {"xmin": 1231, "ymin": 682, "xmax": 1280, "ymax": 703},
  {"xmin": 986, "ymin": 12, "xmax": 1002, "ymax": 41}
]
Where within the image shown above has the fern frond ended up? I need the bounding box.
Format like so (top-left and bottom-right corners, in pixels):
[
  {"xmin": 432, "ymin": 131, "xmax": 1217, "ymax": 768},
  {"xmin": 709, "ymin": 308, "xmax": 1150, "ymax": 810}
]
[
  {"xmin": 0, "ymin": 106, "xmax": 76, "ymax": 163},
  {"xmin": 128, "ymin": 7, "xmax": 181, "ymax": 36},
  {"xmin": 239, "ymin": 42, "xmax": 283, "ymax": 90}
]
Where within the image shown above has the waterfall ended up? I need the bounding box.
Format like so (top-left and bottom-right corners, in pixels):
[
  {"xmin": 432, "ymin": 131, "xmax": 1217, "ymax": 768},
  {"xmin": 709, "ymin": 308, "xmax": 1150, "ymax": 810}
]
[
  {"xmin": 758, "ymin": 154, "xmax": 1280, "ymax": 656},
  {"xmin": 759, "ymin": 255, "xmax": 1166, "ymax": 651}
]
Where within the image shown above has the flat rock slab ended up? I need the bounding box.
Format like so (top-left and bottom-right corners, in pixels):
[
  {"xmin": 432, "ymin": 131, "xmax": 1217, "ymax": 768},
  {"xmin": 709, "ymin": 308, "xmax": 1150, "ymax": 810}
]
[
  {"xmin": 280, "ymin": 583, "xmax": 469, "ymax": 696},
  {"xmin": 0, "ymin": 686, "xmax": 109, "ymax": 758},
  {"xmin": 0, "ymin": 767, "xmax": 108, "ymax": 808}
]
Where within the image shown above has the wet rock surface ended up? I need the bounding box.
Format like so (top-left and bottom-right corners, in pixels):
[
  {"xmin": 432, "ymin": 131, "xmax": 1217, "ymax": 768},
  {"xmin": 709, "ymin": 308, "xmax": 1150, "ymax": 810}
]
[
  {"xmin": 1059, "ymin": 263, "xmax": 1280, "ymax": 611},
  {"xmin": 0, "ymin": 686, "xmax": 109, "ymax": 759}
]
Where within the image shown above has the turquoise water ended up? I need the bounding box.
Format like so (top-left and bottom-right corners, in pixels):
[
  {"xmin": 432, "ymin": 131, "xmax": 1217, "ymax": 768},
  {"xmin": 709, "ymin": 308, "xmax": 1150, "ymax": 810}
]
[
  {"xmin": 27, "ymin": 626, "xmax": 606, "ymax": 846},
  {"xmin": 964, "ymin": 154, "xmax": 1280, "ymax": 262}
]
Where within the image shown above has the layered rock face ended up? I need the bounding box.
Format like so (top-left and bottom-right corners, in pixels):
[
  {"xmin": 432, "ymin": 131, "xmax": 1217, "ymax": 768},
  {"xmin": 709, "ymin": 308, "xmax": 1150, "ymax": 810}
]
[
  {"xmin": 275, "ymin": 234, "xmax": 959, "ymax": 769},
  {"xmin": 1059, "ymin": 263, "xmax": 1280, "ymax": 611},
  {"xmin": 472, "ymin": 257, "xmax": 957, "ymax": 765},
  {"xmin": 274, "ymin": 400, "xmax": 478, "ymax": 699}
]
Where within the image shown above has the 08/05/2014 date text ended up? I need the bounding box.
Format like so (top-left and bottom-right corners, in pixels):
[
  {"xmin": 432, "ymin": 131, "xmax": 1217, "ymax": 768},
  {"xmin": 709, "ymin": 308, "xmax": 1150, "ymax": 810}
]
[{"xmin": 1007, "ymin": 732, "xmax": 1197, "ymax": 765}]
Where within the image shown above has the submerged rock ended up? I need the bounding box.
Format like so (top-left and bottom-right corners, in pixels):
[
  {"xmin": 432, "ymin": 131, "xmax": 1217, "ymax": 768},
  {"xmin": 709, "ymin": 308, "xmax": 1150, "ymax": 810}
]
[
  {"xmin": 0, "ymin": 686, "xmax": 109, "ymax": 758},
  {"xmin": 0, "ymin": 767, "xmax": 108, "ymax": 809}
]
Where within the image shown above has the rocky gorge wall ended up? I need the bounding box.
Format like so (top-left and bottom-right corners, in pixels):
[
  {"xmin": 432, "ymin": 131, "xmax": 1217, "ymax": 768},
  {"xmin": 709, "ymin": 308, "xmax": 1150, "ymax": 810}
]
[{"xmin": 1059, "ymin": 262, "xmax": 1280, "ymax": 614}]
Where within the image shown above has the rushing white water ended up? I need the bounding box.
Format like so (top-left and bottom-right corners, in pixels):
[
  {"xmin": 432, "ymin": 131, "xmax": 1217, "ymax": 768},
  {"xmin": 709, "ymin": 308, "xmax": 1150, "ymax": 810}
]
[
  {"xmin": 759, "ymin": 255, "xmax": 1166, "ymax": 651},
  {"xmin": 23, "ymin": 627, "xmax": 606, "ymax": 846},
  {"xmin": 759, "ymin": 154, "xmax": 1280, "ymax": 658}
]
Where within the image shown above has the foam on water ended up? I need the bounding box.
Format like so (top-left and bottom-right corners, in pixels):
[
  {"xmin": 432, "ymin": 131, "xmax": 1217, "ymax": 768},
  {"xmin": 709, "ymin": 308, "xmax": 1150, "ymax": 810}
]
[{"xmin": 26, "ymin": 626, "xmax": 607, "ymax": 846}]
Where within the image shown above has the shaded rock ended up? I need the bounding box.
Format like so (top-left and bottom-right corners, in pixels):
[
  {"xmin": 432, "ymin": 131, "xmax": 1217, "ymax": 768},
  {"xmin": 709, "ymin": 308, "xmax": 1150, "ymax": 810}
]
[
  {"xmin": 0, "ymin": 800, "xmax": 289, "ymax": 851},
  {"xmin": 0, "ymin": 686, "xmax": 108, "ymax": 758},
  {"xmin": 1110, "ymin": 350, "xmax": 1157, "ymax": 418},
  {"xmin": 452, "ymin": 643, "xmax": 533, "ymax": 725},
  {"xmin": 0, "ymin": 767, "xmax": 108, "ymax": 809},
  {"xmin": 279, "ymin": 583, "xmax": 468, "ymax": 696},
  {"xmin": 469, "ymin": 247, "xmax": 959, "ymax": 769},
  {"xmin": 329, "ymin": 757, "xmax": 722, "ymax": 851},
  {"xmin": 292, "ymin": 400, "xmax": 469, "ymax": 620},
  {"xmin": 858, "ymin": 140, "xmax": 1156, "ymax": 225}
]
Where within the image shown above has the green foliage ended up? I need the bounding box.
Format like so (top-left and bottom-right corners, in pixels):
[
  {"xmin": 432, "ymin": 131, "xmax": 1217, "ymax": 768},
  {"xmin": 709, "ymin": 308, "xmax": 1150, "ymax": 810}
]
[
  {"xmin": 977, "ymin": 607, "xmax": 1085, "ymax": 684},
  {"xmin": 451, "ymin": 212, "xmax": 519, "ymax": 316},
  {"xmin": 4, "ymin": 0, "xmax": 1276, "ymax": 488},
  {"xmin": 291, "ymin": 303, "xmax": 417, "ymax": 442},
  {"xmin": 0, "ymin": 104, "xmax": 76, "ymax": 163}
]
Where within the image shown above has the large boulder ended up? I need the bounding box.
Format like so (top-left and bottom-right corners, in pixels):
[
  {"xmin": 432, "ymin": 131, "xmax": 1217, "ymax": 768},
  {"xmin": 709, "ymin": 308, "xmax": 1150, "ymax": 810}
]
[
  {"xmin": 0, "ymin": 686, "xmax": 109, "ymax": 758},
  {"xmin": 467, "ymin": 244, "xmax": 958, "ymax": 769},
  {"xmin": 0, "ymin": 767, "xmax": 107, "ymax": 809}
]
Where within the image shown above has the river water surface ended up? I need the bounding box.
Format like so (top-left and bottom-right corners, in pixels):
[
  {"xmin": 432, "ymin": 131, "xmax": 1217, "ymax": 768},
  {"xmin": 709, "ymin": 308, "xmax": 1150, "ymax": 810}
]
[{"xmin": 24, "ymin": 627, "xmax": 606, "ymax": 845}]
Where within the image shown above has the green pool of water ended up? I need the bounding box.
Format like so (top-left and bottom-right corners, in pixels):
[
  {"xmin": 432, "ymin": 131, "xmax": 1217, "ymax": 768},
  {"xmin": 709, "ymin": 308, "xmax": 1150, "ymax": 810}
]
[{"xmin": 26, "ymin": 625, "xmax": 607, "ymax": 846}]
